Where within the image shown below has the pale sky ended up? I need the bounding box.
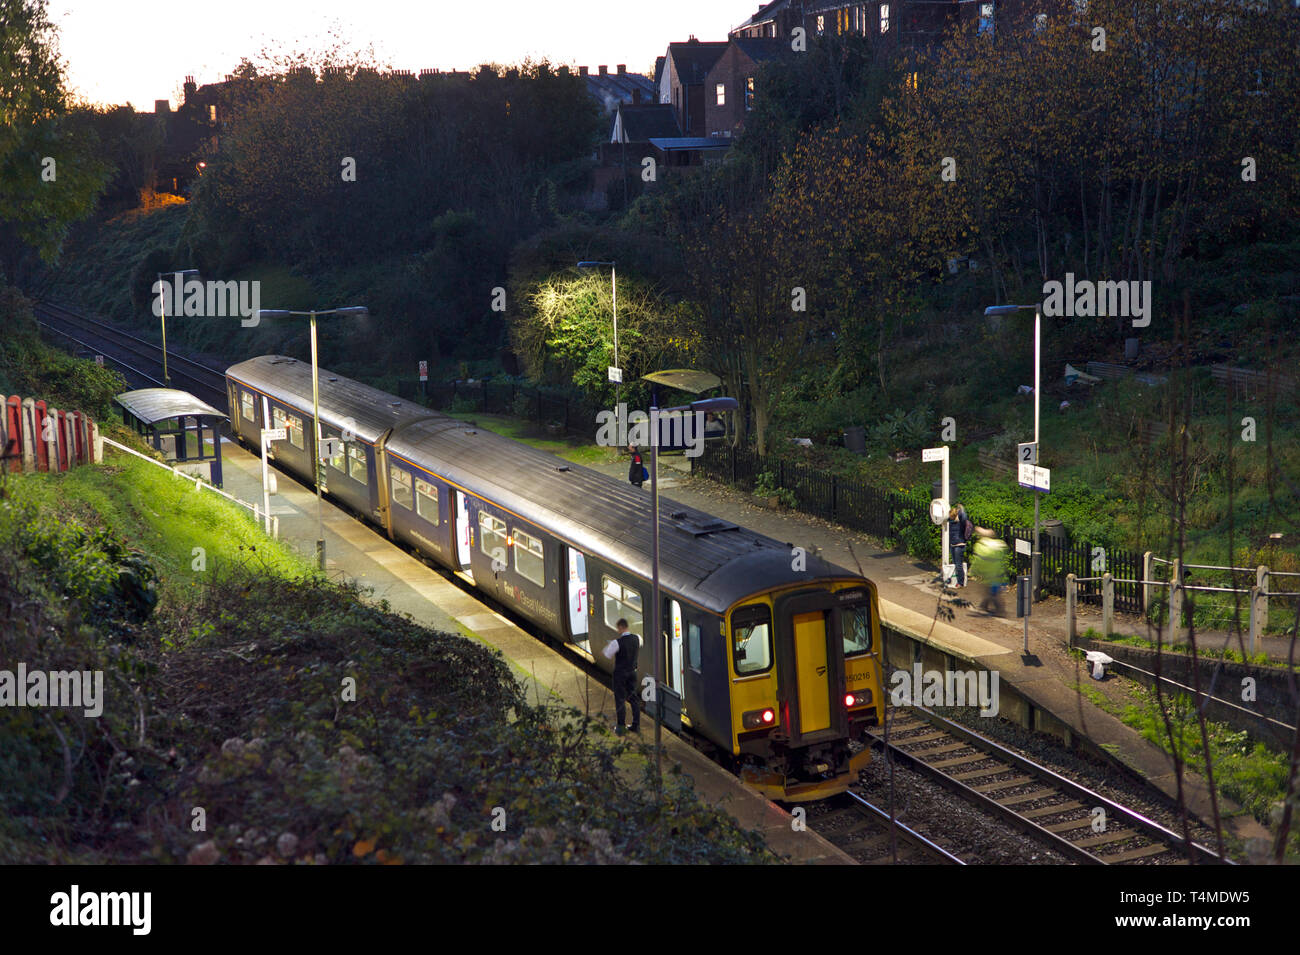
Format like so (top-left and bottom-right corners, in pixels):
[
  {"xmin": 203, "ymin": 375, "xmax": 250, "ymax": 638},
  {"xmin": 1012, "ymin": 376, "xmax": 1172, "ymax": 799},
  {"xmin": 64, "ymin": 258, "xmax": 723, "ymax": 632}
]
[{"xmin": 47, "ymin": 0, "xmax": 747, "ymax": 109}]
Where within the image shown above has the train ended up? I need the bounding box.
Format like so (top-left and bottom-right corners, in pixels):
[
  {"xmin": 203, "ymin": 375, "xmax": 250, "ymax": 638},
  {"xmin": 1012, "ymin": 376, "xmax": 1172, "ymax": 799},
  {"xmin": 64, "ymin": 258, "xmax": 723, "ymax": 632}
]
[{"xmin": 225, "ymin": 355, "xmax": 885, "ymax": 801}]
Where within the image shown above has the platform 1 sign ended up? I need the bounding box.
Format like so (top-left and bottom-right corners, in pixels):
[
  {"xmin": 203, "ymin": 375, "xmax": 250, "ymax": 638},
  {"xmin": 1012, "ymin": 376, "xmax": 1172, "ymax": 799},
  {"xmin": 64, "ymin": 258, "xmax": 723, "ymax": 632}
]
[
  {"xmin": 318, "ymin": 438, "xmax": 340, "ymax": 462},
  {"xmin": 1018, "ymin": 462, "xmax": 1050, "ymax": 492}
]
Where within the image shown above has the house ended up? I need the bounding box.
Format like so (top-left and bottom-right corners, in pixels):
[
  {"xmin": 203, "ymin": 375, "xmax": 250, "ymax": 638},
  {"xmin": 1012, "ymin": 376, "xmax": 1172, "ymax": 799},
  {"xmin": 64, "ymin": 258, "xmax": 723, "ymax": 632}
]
[
  {"xmin": 703, "ymin": 37, "xmax": 788, "ymax": 138},
  {"xmin": 659, "ymin": 37, "xmax": 730, "ymax": 137},
  {"xmin": 611, "ymin": 102, "xmax": 683, "ymax": 144},
  {"xmin": 580, "ymin": 64, "xmax": 657, "ymax": 115}
]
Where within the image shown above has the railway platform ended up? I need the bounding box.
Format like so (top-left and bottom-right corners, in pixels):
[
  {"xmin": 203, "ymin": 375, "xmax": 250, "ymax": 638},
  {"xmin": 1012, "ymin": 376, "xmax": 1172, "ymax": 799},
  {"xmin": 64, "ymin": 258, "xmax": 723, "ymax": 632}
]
[
  {"xmin": 212, "ymin": 437, "xmax": 853, "ymax": 864},
  {"xmin": 589, "ymin": 458, "xmax": 1279, "ymax": 859}
]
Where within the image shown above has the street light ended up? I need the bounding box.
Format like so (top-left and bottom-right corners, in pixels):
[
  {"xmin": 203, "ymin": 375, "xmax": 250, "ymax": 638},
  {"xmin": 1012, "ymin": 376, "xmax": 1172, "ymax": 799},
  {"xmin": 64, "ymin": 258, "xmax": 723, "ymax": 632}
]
[
  {"xmin": 157, "ymin": 269, "xmax": 199, "ymax": 386},
  {"xmin": 984, "ymin": 302, "xmax": 1043, "ymax": 600},
  {"xmin": 647, "ymin": 392, "xmax": 738, "ymax": 790},
  {"xmin": 256, "ymin": 306, "xmax": 369, "ymax": 570},
  {"xmin": 576, "ymin": 261, "xmax": 618, "ymax": 409}
]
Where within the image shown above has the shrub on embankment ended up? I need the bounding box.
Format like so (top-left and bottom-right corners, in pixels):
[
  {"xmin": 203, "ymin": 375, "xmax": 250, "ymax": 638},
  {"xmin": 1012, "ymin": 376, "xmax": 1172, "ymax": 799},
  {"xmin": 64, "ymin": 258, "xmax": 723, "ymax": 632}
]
[{"xmin": 0, "ymin": 464, "xmax": 775, "ymax": 864}]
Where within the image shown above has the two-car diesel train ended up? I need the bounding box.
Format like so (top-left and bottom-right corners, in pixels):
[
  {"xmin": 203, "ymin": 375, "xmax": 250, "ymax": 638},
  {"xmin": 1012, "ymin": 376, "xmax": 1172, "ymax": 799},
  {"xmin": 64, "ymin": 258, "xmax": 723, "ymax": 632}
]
[{"xmin": 226, "ymin": 355, "xmax": 885, "ymax": 800}]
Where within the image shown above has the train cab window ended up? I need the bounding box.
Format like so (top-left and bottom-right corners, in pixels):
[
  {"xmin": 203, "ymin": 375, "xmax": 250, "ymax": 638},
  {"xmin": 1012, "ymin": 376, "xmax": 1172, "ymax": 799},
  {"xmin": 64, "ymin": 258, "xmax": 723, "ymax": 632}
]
[
  {"xmin": 391, "ymin": 468, "xmax": 413, "ymax": 509},
  {"xmin": 731, "ymin": 604, "xmax": 773, "ymax": 675},
  {"xmin": 241, "ymin": 391, "xmax": 255, "ymax": 422},
  {"xmin": 479, "ymin": 512, "xmax": 508, "ymax": 563},
  {"xmin": 347, "ymin": 444, "xmax": 368, "ymax": 484},
  {"xmin": 415, "ymin": 479, "xmax": 439, "ymax": 524},
  {"xmin": 512, "ymin": 528, "xmax": 545, "ymax": 586},
  {"xmin": 843, "ymin": 605, "xmax": 873, "ymax": 657},
  {"xmin": 687, "ymin": 622, "xmax": 702, "ymax": 672},
  {"xmin": 602, "ymin": 576, "xmax": 643, "ymax": 635}
]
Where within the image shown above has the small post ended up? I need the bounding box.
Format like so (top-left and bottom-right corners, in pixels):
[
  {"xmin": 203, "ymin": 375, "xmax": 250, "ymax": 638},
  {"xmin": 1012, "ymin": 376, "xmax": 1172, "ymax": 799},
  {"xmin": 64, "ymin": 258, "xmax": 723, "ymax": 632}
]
[
  {"xmin": 1170, "ymin": 558, "xmax": 1185, "ymax": 643},
  {"xmin": 1102, "ymin": 572, "xmax": 1114, "ymax": 637},
  {"xmin": 1256, "ymin": 565, "xmax": 1268, "ymax": 633},
  {"xmin": 1143, "ymin": 551, "xmax": 1154, "ymax": 611},
  {"xmin": 1065, "ymin": 573, "xmax": 1077, "ymax": 641},
  {"xmin": 1248, "ymin": 585, "xmax": 1260, "ymax": 657}
]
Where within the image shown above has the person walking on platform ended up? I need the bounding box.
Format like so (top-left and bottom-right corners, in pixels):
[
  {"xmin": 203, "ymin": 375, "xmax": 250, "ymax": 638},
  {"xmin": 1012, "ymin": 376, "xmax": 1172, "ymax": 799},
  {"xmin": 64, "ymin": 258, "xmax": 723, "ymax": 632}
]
[
  {"xmin": 970, "ymin": 534, "xmax": 1010, "ymax": 615},
  {"xmin": 628, "ymin": 445, "xmax": 646, "ymax": 488},
  {"xmin": 603, "ymin": 618, "xmax": 641, "ymax": 734}
]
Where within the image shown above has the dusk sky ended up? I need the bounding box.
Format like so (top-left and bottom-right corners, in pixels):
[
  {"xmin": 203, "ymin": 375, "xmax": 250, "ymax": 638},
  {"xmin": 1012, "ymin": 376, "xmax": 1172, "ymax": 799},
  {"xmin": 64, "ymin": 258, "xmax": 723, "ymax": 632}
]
[{"xmin": 47, "ymin": 0, "xmax": 746, "ymax": 109}]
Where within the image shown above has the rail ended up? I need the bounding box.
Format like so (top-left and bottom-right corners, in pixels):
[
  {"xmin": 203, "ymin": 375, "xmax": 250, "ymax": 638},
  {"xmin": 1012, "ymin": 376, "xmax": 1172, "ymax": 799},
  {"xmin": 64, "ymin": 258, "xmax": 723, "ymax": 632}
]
[{"xmin": 101, "ymin": 436, "xmax": 278, "ymax": 537}]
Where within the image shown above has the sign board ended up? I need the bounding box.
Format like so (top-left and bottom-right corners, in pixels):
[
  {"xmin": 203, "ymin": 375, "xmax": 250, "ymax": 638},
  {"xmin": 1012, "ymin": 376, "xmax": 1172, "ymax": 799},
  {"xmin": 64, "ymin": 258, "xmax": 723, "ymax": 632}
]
[
  {"xmin": 929, "ymin": 498, "xmax": 948, "ymax": 525},
  {"xmin": 1018, "ymin": 462, "xmax": 1051, "ymax": 492},
  {"xmin": 1015, "ymin": 538, "xmax": 1032, "ymax": 556},
  {"xmin": 318, "ymin": 438, "xmax": 340, "ymax": 462},
  {"xmin": 95, "ymin": 355, "xmax": 104, "ymax": 366},
  {"xmin": 418, "ymin": 360, "xmax": 428, "ymax": 382},
  {"xmin": 1018, "ymin": 441, "xmax": 1037, "ymax": 465},
  {"xmin": 262, "ymin": 427, "xmax": 287, "ymax": 442},
  {"xmin": 921, "ymin": 446, "xmax": 947, "ymax": 463},
  {"xmin": 608, "ymin": 366, "xmax": 623, "ymax": 384}
]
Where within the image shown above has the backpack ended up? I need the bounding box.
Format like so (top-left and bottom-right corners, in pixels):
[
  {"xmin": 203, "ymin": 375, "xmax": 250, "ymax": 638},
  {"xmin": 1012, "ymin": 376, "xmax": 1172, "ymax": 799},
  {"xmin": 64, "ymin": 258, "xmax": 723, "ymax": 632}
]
[{"xmin": 964, "ymin": 517, "xmax": 975, "ymax": 541}]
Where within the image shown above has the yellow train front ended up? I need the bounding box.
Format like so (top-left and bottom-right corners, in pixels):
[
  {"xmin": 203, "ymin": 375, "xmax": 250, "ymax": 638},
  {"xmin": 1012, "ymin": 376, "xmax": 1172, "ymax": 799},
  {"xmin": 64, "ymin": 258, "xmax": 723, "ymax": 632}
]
[{"xmin": 721, "ymin": 578, "xmax": 885, "ymax": 801}]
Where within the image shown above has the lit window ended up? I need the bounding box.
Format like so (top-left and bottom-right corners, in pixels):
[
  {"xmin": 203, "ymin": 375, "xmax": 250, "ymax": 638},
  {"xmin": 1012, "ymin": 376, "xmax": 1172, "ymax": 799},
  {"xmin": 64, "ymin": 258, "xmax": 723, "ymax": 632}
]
[
  {"xmin": 881, "ymin": 3, "xmax": 890, "ymax": 33},
  {"xmin": 415, "ymin": 478, "xmax": 439, "ymax": 524},
  {"xmin": 979, "ymin": 2, "xmax": 995, "ymax": 35},
  {"xmin": 391, "ymin": 468, "xmax": 413, "ymax": 509},
  {"xmin": 241, "ymin": 391, "xmax": 254, "ymax": 422},
  {"xmin": 716, "ymin": 83, "xmax": 725, "ymax": 106},
  {"xmin": 1035, "ymin": 12, "xmax": 1048, "ymax": 31},
  {"xmin": 479, "ymin": 511, "xmax": 507, "ymax": 564},
  {"xmin": 817, "ymin": 14, "xmax": 825, "ymax": 34},
  {"xmin": 513, "ymin": 528, "xmax": 545, "ymax": 586},
  {"xmin": 602, "ymin": 575, "xmax": 643, "ymax": 635},
  {"xmin": 347, "ymin": 444, "xmax": 367, "ymax": 483},
  {"xmin": 732, "ymin": 604, "xmax": 773, "ymax": 675},
  {"xmin": 209, "ymin": 104, "xmax": 217, "ymax": 121},
  {"xmin": 745, "ymin": 76, "xmax": 754, "ymax": 110}
]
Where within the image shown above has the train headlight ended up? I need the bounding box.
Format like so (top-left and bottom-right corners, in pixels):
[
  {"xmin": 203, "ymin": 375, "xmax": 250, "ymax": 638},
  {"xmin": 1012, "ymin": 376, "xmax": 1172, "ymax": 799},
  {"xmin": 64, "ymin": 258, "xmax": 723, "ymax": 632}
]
[{"xmin": 742, "ymin": 708, "xmax": 777, "ymax": 729}]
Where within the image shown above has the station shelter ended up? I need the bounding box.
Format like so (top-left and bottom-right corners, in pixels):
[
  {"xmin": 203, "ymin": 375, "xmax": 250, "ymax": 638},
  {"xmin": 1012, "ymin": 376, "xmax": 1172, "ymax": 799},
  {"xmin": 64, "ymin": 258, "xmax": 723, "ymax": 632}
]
[{"xmin": 114, "ymin": 388, "xmax": 228, "ymax": 487}]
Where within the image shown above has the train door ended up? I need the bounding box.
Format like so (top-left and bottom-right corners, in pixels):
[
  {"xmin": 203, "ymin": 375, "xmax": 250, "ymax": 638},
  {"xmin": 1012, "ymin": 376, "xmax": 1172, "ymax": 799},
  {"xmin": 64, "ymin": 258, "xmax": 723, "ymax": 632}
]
[
  {"xmin": 666, "ymin": 599, "xmax": 685, "ymax": 699},
  {"xmin": 773, "ymin": 591, "xmax": 847, "ymax": 746},
  {"xmin": 455, "ymin": 491, "xmax": 472, "ymax": 571},
  {"xmin": 567, "ymin": 548, "xmax": 589, "ymax": 647}
]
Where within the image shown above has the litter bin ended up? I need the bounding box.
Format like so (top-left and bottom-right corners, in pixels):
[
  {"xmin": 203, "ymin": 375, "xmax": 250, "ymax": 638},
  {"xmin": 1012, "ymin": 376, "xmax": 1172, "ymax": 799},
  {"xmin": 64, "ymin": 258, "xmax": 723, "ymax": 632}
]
[
  {"xmin": 931, "ymin": 479, "xmax": 959, "ymax": 504},
  {"xmin": 1042, "ymin": 518, "xmax": 1066, "ymax": 541},
  {"xmin": 844, "ymin": 426, "xmax": 866, "ymax": 455}
]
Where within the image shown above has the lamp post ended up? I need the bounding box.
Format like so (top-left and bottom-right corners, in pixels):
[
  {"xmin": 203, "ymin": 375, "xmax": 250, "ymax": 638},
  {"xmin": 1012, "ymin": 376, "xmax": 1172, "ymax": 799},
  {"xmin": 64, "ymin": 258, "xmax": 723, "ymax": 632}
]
[
  {"xmin": 256, "ymin": 306, "xmax": 369, "ymax": 570},
  {"xmin": 984, "ymin": 302, "xmax": 1043, "ymax": 600},
  {"xmin": 576, "ymin": 261, "xmax": 618, "ymax": 409},
  {"xmin": 647, "ymin": 393, "xmax": 738, "ymax": 790},
  {"xmin": 157, "ymin": 269, "xmax": 199, "ymax": 387}
]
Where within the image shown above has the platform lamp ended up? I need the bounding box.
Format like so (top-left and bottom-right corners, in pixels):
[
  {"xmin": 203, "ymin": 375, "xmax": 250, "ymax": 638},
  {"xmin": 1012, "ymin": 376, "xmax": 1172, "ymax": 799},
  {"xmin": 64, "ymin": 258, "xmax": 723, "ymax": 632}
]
[
  {"xmin": 576, "ymin": 261, "xmax": 618, "ymax": 411},
  {"xmin": 256, "ymin": 306, "xmax": 369, "ymax": 570},
  {"xmin": 646, "ymin": 392, "xmax": 738, "ymax": 793},
  {"xmin": 984, "ymin": 302, "xmax": 1043, "ymax": 600},
  {"xmin": 157, "ymin": 269, "xmax": 199, "ymax": 386}
]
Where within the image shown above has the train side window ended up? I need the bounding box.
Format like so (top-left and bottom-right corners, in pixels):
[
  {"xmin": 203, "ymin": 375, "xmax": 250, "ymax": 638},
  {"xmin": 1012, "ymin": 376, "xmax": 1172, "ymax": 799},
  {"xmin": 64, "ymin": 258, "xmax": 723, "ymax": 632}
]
[
  {"xmin": 687, "ymin": 622, "xmax": 702, "ymax": 672},
  {"xmin": 731, "ymin": 604, "xmax": 773, "ymax": 675},
  {"xmin": 843, "ymin": 605, "xmax": 873, "ymax": 656},
  {"xmin": 512, "ymin": 528, "xmax": 545, "ymax": 586},
  {"xmin": 415, "ymin": 479, "xmax": 439, "ymax": 525},
  {"xmin": 601, "ymin": 576, "xmax": 643, "ymax": 635},
  {"xmin": 286, "ymin": 413, "xmax": 304, "ymax": 449},
  {"xmin": 241, "ymin": 391, "xmax": 254, "ymax": 422},
  {"xmin": 479, "ymin": 512, "xmax": 507, "ymax": 563},
  {"xmin": 391, "ymin": 468, "xmax": 413, "ymax": 509},
  {"xmin": 347, "ymin": 444, "xmax": 367, "ymax": 484}
]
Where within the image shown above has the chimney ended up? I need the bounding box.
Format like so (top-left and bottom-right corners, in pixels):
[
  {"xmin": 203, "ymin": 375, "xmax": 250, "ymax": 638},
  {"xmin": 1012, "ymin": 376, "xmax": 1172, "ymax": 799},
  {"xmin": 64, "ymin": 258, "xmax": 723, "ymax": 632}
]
[
  {"xmin": 599, "ymin": 64, "xmax": 608, "ymax": 75},
  {"xmin": 688, "ymin": 35, "xmax": 697, "ymax": 43},
  {"xmin": 617, "ymin": 64, "xmax": 626, "ymax": 75},
  {"xmin": 154, "ymin": 99, "xmax": 171, "ymax": 114},
  {"xmin": 579, "ymin": 65, "xmax": 589, "ymax": 76}
]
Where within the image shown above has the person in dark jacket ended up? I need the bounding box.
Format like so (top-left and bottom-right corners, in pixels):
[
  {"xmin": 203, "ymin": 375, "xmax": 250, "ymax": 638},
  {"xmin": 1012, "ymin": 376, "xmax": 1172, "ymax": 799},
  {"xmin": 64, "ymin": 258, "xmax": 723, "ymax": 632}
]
[
  {"xmin": 603, "ymin": 617, "xmax": 641, "ymax": 734},
  {"xmin": 628, "ymin": 445, "xmax": 645, "ymax": 487},
  {"xmin": 947, "ymin": 505, "xmax": 968, "ymax": 588}
]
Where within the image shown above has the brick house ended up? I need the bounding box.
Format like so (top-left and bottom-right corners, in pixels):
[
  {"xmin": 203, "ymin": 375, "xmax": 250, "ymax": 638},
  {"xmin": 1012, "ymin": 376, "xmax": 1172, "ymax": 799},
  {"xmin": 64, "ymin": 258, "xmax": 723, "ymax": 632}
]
[
  {"xmin": 659, "ymin": 37, "xmax": 730, "ymax": 137},
  {"xmin": 703, "ymin": 38, "xmax": 788, "ymax": 138}
]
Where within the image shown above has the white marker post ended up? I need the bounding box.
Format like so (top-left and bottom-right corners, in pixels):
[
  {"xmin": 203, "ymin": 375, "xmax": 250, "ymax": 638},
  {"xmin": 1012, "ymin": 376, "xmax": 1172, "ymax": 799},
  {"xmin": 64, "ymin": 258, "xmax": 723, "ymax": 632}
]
[
  {"xmin": 923, "ymin": 446, "xmax": 951, "ymax": 585},
  {"xmin": 261, "ymin": 426, "xmax": 286, "ymax": 535}
]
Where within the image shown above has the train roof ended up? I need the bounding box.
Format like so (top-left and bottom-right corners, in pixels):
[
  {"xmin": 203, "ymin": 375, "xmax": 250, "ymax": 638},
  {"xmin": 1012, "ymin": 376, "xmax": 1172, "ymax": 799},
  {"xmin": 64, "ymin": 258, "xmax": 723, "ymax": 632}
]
[
  {"xmin": 227, "ymin": 356, "xmax": 443, "ymax": 443},
  {"xmin": 229, "ymin": 356, "xmax": 858, "ymax": 614}
]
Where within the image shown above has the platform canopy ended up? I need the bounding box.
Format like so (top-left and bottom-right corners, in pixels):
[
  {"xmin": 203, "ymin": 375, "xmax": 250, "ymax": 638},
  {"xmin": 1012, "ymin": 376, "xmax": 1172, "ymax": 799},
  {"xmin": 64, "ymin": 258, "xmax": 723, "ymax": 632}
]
[{"xmin": 114, "ymin": 388, "xmax": 227, "ymax": 425}]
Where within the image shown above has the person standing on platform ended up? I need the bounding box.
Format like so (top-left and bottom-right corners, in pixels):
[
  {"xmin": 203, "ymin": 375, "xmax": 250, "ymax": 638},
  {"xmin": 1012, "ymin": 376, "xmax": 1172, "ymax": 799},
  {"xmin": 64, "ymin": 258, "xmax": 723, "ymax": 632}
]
[
  {"xmin": 948, "ymin": 505, "xmax": 969, "ymax": 588},
  {"xmin": 628, "ymin": 445, "xmax": 645, "ymax": 488},
  {"xmin": 603, "ymin": 618, "xmax": 641, "ymax": 734}
]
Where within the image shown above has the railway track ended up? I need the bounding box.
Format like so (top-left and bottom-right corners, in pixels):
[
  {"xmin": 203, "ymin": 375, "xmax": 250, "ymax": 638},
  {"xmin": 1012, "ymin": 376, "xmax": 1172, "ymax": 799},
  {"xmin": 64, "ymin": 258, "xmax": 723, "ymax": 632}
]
[
  {"xmin": 811, "ymin": 789, "xmax": 966, "ymax": 864},
  {"xmin": 867, "ymin": 707, "xmax": 1232, "ymax": 865},
  {"xmin": 34, "ymin": 301, "xmax": 230, "ymax": 411}
]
